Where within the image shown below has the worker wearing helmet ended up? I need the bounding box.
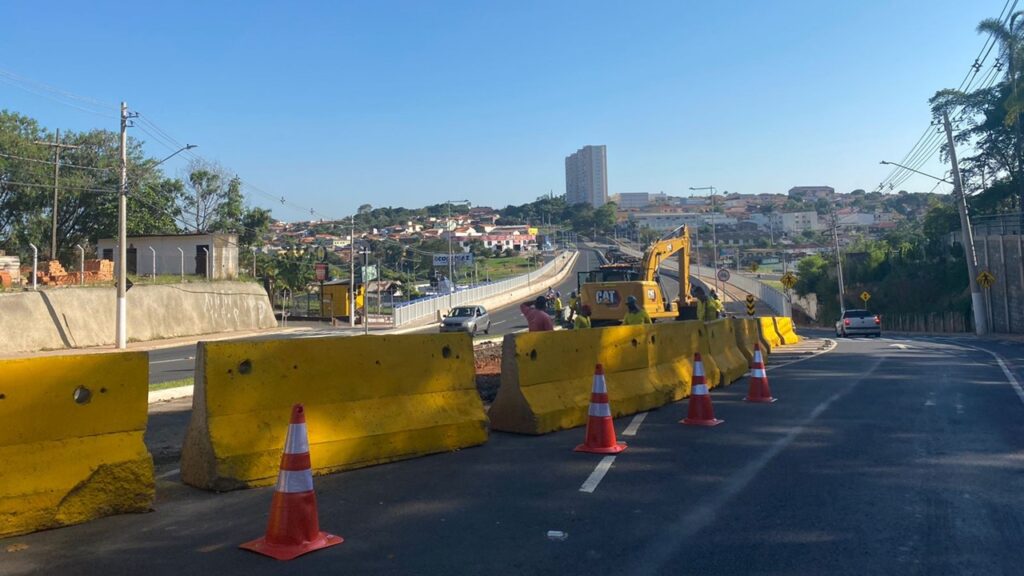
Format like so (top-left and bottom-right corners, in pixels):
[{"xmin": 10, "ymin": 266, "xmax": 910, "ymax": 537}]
[
  {"xmin": 708, "ymin": 290, "xmax": 724, "ymax": 320},
  {"xmin": 622, "ymin": 295, "xmax": 652, "ymax": 325},
  {"xmin": 691, "ymin": 286, "xmax": 708, "ymax": 322},
  {"xmin": 574, "ymin": 304, "xmax": 592, "ymax": 329},
  {"xmin": 567, "ymin": 290, "xmax": 579, "ymax": 322}
]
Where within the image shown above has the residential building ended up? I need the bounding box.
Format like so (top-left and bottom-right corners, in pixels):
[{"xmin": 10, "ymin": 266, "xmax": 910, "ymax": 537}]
[
  {"xmin": 618, "ymin": 192, "xmax": 652, "ymax": 210},
  {"xmin": 629, "ymin": 212, "xmax": 705, "ymax": 232},
  {"xmin": 771, "ymin": 211, "xmax": 821, "ymax": 233},
  {"xmin": 96, "ymin": 233, "xmax": 239, "ymax": 279},
  {"xmin": 565, "ymin": 145, "xmax": 608, "ymax": 208}
]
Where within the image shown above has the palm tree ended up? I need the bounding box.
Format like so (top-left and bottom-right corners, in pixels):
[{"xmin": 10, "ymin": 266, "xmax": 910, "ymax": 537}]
[{"xmin": 977, "ymin": 12, "xmax": 1024, "ymax": 215}]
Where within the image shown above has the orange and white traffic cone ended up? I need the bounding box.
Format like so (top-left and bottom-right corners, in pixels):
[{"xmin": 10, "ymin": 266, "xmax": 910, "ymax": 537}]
[
  {"xmin": 240, "ymin": 404, "xmax": 343, "ymax": 561},
  {"xmin": 681, "ymin": 353, "xmax": 723, "ymax": 427},
  {"xmin": 744, "ymin": 342, "xmax": 776, "ymax": 403},
  {"xmin": 574, "ymin": 364, "xmax": 627, "ymax": 454}
]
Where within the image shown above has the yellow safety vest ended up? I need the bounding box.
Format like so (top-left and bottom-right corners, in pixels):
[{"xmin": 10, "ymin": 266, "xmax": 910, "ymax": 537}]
[
  {"xmin": 623, "ymin": 309, "xmax": 652, "ymax": 325},
  {"xmin": 574, "ymin": 315, "xmax": 592, "ymax": 329}
]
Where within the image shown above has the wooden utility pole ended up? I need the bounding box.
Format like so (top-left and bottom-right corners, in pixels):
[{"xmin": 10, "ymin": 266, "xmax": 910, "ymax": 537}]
[
  {"xmin": 942, "ymin": 110, "xmax": 987, "ymax": 335},
  {"xmin": 34, "ymin": 128, "xmax": 79, "ymax": 260}
]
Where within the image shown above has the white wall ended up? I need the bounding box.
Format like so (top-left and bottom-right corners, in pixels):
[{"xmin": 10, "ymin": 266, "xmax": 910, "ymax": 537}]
[{"xmin": 96, "ymin": 234, "xmax": 239, "ymax": 279}]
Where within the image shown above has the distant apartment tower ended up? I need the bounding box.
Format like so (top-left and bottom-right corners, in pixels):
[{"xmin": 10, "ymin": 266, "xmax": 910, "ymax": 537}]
[{"xmin": 565, "ymin": 145, "xmax": 608, "ymax": 208}]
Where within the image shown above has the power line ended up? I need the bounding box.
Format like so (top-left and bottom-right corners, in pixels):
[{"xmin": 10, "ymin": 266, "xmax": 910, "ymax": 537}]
[
  {"xmin": 877, "ymin": 2, "xmax": 1017, "ymax": 192},
  {"xmin": 0, "ymin": 179, "xmax": 116, "ymax": 193},
  {"xmin": 0, "ymin": 151, "xmax": 113, "ymax": 172}
]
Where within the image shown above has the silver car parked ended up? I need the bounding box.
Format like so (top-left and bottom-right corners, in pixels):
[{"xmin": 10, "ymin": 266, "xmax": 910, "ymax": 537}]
[{"xmin": 440, "ymin": 305, "xmax": 491, "ymax": 335}]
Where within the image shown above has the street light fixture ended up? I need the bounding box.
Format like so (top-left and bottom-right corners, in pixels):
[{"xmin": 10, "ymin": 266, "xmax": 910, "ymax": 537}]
[
  {"xmin": 689, "ymin": 185, "xmax": 720, "ymax": 292},
  {"xmin": 116, "ymin": 143, "xmax": 197, "ymax": 349}
]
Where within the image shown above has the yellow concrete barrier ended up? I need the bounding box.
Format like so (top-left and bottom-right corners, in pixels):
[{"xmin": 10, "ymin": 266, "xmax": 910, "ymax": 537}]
[
  {"xmin": 0, "ymin": 353, "xmax": 154, "ymax": 538},
  {"xmin": 773, "ymin": 316, "xmax": 801, "ymax": 344},
  {"xmin": 181, "ymin": 333, "xmax": 486, "ymax": 491},
  {"xmin": 731, "ymin": 317, "xmax": 765, "ymax": 366},
  {"xmin": 490, "ymin": 321, "xmax": 707, "ymax": 435},
  {"xmin": 704, "ymin": 319, "xmax": 748, "ymax": 386},
  {"xmin": 758, "ymin": 316, "xmax": 782, "ymax": 352}
]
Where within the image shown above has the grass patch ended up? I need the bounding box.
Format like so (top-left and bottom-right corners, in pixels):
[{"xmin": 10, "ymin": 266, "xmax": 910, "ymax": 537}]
[{"xmin": 150, "ymin": 376, "xmax": 194, "ymax": 391}]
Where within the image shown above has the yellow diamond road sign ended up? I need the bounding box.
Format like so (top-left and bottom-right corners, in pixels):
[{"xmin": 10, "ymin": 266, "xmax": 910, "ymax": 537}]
[
  {"xmin": 977, "ymin": 270, "xmax": 996, "ymax": 289},
  {"xmin": 860, "ymin": 291, "xmax": 871, "ymax": 302},
  {"xmin": 780, "ymin": 272, "xmax": 797, "ymax": 289}
]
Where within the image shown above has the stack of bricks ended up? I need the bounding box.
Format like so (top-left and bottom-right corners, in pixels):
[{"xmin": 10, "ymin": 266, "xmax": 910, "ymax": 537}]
[
  {"xmin": 17, "ymin": 259, "xmax": 115, "ymax": 286},
  {"xmin": 84, "ymin": 259, "xmax": 114, "ymax": 281}
]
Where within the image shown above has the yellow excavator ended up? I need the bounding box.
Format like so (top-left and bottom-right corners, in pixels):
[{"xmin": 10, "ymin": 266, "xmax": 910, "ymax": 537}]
[{"xmin": 577, "ymin": 225, "xmax": 697, "ymax": 325}]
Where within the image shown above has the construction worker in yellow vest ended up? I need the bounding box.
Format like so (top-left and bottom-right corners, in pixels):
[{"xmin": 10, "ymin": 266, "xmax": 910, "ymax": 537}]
[
  {"xmin": 708, "ymin": 290, "xmax": 724, "ymax": 320},
  {"xmin": 622, "ymin": 295, "xmax": 652, "ymax": 325},
  {"xmin": 691, "ymin": 286, "xmax": 709, "ymax": 322},
  {"xmin": 567, "ymin": 291, "xmax": 579, "ymax": 322},
  {"xmin": 574, "ymin": 304, "xmax": 593, "ymax": 329}
]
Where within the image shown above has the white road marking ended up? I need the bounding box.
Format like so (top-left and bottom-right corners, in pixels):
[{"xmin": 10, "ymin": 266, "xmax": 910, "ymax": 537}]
[
  {"xmin": 150, "ymin": 357, "xmax": 193, "ymax": 365},
  {"xmin": 492, "ymin": 320, "xmax": 506, "ymax": 325},
  {"xmin": 955, "ymin": 393, "xmax": 964, "ymax": 415},
  {"xmin": 924, "ymin": 392, "xmax": 936, "ymax": 407},
  {"xmin": 579, "ymin": 456, "xmax": 617, "ymax": 493},
  {"xmin": 155, "ymin": 468, "xmax": 180, "ymax": 480},
  {"xmin": 765, "ymin": 339, "xmax": 837, "ymax": 372},
  {"xmin": 889, "ymin": 343, "xmax": 912, "ymax": 350},
  {"xmin": 632, "ymin": 354, "xmax": 879, "ymax": 575},
  {"xmin": 622, "ymin": 412, "xmax": 648, "ymax": 436},
  {"xmin": 952, "ymin": 343, "xmax": 1024, "ymax": 406}
]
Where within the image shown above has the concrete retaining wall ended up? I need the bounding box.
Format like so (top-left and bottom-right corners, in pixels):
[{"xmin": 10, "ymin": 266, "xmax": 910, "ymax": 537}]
[{"xmin": 0, "ymin": 281, "xmax": 276, "ymax": 355}]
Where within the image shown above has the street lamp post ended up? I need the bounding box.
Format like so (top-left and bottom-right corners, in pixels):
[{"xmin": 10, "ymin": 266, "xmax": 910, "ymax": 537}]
[{"xmin": 690, "ymin": 186, "xmax": 719, "ymax": 292}]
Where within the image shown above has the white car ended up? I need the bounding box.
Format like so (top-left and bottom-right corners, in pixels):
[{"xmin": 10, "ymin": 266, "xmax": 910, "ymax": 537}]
[{"xmin": 835, "ymin": 309, "xmax": 881, "ymax": 337}]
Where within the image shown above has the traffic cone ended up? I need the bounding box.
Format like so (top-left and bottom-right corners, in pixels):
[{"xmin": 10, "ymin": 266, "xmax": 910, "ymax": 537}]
[
  {"xmin": 574, "ymin": 364, "xmax": 627, "ymax": 454},
  {"xmin": 681, "ymin": 353, "xmax": 723, "ymax": 427},
  {"xmin": 240, "ymin": 404, "xmax": 344, "ymax": 561},
  {"xmin": 744, "ymin": 343, "xmax": 776, "ymax": 403}
]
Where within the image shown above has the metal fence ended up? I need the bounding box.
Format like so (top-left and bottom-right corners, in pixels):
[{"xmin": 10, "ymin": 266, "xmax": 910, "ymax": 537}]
[
  {"xmin": 693, "ymin": 265, "xmax": 790, "ymax": 316},
  {"xmin": 392, "ymin": 251, "xmax": 575, "ymax": 326}
]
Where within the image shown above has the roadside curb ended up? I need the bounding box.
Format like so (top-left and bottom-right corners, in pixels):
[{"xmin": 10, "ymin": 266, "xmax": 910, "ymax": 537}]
[{"xmin": 149, "ymin": 385, "xmax": 194, "ymax": 405}]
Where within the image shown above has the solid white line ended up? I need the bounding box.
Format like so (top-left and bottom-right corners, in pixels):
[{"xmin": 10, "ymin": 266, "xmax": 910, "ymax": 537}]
[
  {"xmin": 579, "ymin": 456, "xmax": 616, "ymax": 493},
  {"xmin": 622, "ymin": 412, "xmax": 648, "ymax": 436},
  {"xmin": 155, "ymin": 468, "xmax": 180, "ymax": 480},
  {"xmin": 492, "ymin": 320, "xmax": 506, "ymax": 325},
  {"xmin": 150, "ymin": 357, "xmax": 192, "ymax": 365},
  {"xmin": 956, "ymin": 343, "xmax": 1024, "ymax": 406}
]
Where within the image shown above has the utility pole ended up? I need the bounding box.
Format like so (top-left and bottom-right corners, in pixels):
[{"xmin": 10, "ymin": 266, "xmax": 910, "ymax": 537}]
[
  {"xmin": 349, "ymin": 215, "xmax": 356, "ymax": 328},
  {"xmin": 34, "ymin": 128, "xmax": 79, "ymax": 260},
  {"xmin": 116, "ymin": 102, "xmax": 136, "ymax": 349},
  {"xmin": 831, "ymin": 210, "xmax": 846, "ymax": 314},
  {"xmin": 942, "ymin": 110, "xmax": 987, "ymax": 335}
]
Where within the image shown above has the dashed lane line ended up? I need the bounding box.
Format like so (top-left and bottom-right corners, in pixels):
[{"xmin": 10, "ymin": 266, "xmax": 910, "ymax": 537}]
[
  {"xmin": 579, "ymin": 456, "xmax": 617, "ymax": 494},
  {"xmin": 621, "ymin": 412, "xmax": 648, "ymax": 437}
]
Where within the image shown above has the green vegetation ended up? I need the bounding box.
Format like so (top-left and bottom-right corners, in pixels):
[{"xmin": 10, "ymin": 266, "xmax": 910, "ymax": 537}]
[
  {"xmin": 0, "ymin": 110, "xmax": 272, "ymax": 263},
  {"xmin": 150, "ymin": 376, "xmax": 193, "ymax": 391}
]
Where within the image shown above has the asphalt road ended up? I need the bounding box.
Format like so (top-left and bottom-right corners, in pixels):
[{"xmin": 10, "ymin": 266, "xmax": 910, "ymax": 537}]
[
  {"xmin": 147, "ymin": 250, "xmax": 601, "ymax": 385},
  {"xmin": 7, "ymin": 331, "xmax": 1024, "ymax": 575}
]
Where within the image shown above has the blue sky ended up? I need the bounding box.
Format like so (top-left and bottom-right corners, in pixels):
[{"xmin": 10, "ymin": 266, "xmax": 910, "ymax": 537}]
[{"xmin": 0, "ymin": 1, "xmax": 1006, "ymax": 220}]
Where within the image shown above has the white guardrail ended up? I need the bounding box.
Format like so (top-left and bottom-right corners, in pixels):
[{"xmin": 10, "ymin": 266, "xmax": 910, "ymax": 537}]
[
  {"xmin": 616, "ymin": 243, "xmax": 790, "ymax": 316},
  {"xmin": 692, "ymin": 265, "xmax": 791, "ymax": 317},
  {"xmin": 392, "ymin": 251, "xmax": 574, "ymax": 326}
]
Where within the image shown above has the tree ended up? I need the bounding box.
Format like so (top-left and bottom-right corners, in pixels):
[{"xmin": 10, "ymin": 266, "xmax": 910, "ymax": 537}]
[
  {"xmin": 211, "ymin": 176, "xmax": 244, "ymax": 233},
  {"xmin": 357, "ymin": 203, "xmax": 373, "ymax": 215},
  {"xmin": 240, "ymin": 207, "xmax": 272, "ymax": 247},
  {"xmin": 181, "ymin": 159, "xmax": 232, "ymax": 233}
]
